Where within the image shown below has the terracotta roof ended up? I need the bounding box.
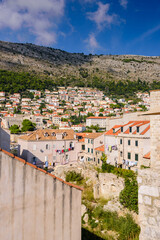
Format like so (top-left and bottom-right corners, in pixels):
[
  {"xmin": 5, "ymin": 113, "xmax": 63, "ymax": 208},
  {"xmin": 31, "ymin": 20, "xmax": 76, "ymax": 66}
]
[
  {"xmin": 105, "ymin": 124, "xmax": 124, "ymax": 136},
  {"xmin": 124, "ymin": 121, "xmax": 150, "ymax": 134},
  {"xmin": 95, "ymin": 145, "xmax": 104, "ymax": 152},
  {"xmin": 124, "ymin": 129, "xmax": 129, "ymax": 134},
  {"xmin": 0, "ymin": 148, "xmax": 83, "ymax": 191},
  {"xmin": 84, "ymin": 132, "xmax": 104, "ymax": 139},
  {"xmin": 87, "ymin": 116, "xmax": 108, "ymax": 119},
  {"xmin": 19, "ymin": 129, "xmax": 75, "ymax": 141},
  {"xmin": 143, "ymin": 152, "xmax": 151, "ymax": 159},
  {"xmin": 140, "ymin": 125, "xmax": 150, "ymax": 135}
]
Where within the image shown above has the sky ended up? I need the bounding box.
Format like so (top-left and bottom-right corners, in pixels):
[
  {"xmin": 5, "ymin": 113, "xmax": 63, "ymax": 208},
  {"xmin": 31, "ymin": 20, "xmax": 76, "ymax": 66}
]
[{"xmin": 0, "ymin": 0, "xmax": 160, "ymax": 56}]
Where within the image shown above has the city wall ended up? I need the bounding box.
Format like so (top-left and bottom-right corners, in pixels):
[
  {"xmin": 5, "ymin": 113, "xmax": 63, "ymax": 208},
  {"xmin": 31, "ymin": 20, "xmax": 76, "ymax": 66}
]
[
  {"xmin": 0, "ymin": 150, "xmax": 82, "ymax": 240},
  {"xmin": 138, "ymin": 90, "xmax": 160, "ymax": 240}
]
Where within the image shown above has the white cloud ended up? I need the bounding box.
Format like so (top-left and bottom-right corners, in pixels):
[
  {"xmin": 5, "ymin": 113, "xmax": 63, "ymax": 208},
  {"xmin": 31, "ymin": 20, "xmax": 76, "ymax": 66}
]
[
  {"xmin": 88, "ymin": 34, "xmax": 99, "ymax": 48},
  {"xmin": 0, "ymin": 0, "xmax": 65, "ymax": 45},
  {"xmin": 85, "ymin": 33, "xmax": 100, "ymax": 52},
  {"xmin": 130, "ymin": 24, "xmax": 160, "ymax": 46},
  {"xmin": 87, "ymin": 2, "xmax": 117, "ymax": 30},
  {"xmin": 119, "ymin": 0, "xmax": 128, "ymax": 9}
]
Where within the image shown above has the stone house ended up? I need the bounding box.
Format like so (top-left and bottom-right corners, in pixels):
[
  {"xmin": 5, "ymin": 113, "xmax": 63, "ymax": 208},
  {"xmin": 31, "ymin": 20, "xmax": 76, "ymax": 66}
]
[
  {"xmin": 82, "ymin": 132, "xmax": 104, "ymax": 163},
  {"xmin": 95, "ymin": 145, "xmax": 105, "ymax": 165},
  {"xmin": 86, "ymin": 116, "xmax": 108, "ymax": 129},
  {"xmin": 104, "ymin": 121, "xmax": 150, "ymax": 170},
  {"xmin": 18, "ymin": 129, "xmax": 81, "ymax": 167}
]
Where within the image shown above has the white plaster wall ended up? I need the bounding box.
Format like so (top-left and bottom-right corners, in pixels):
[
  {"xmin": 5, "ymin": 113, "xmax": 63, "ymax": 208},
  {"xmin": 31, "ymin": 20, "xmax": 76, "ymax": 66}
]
[
  {"xmin": 18, "ymin": 138, "xmax": 81, "ymax": 166},
  {"xmin": 0, "ymin": 151, "xmax": 82, "ymax": 240},
  {"xmin": 104, "ymin": 135, "xmax": 118, "ymax": 165}
]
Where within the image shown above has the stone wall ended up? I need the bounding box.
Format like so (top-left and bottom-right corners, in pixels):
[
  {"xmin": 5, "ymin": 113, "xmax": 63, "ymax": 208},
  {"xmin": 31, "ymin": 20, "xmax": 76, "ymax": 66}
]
[
  {"xmin": 94, "ymin": 173, "xmax": 124, "ymax": 199},
  {"xmin": 138, "ymin": 90, "xmax": 160, "ymax": 240},
  {"xmin": 0, "ymin": 150, "xmax": 82, "ymax": 240},
  {"xmin": 138, "ymin": 169, "xmax": 160, "ymax": 240}
]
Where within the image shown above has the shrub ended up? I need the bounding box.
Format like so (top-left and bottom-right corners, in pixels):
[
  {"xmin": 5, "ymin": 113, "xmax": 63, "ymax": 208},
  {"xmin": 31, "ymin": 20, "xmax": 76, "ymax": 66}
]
[
  {"xmin": 82, "ymin": 184, "xmax": 94, "ymax": 202},
  {"xmin": 100, "ymin": 163, "xmax": 138, "ymax": 213},
  {"xmin": 65, "ymin": 171, "xmax": 84, "ymax": 184},
  {"xmin": 92, "ymin": 206, "xmax": 140, "ymax": 240},
  {"xmin": 119, "ymin": 178, "xmax": 138, "ymax": 214}
]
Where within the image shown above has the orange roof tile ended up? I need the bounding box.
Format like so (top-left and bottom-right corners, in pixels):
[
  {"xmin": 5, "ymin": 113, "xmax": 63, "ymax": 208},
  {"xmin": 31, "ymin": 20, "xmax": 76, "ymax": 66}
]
[
  {"xmin": 19, "ymin": 129, "xmax": 75, "ymax": 141},
  {"xmin": 95, "ymin": 145, "xmax": 104, "ymax": 152},
  {"xmin": 124, "ymin": 129, "xmax": 129, "ymax": 134},
  {"xmin": 84, "ymin": 132, "xmax": 104, "ymax": 139},
  {"xmin": 87, "ymin": 116, "xmax": 108, "ymax": 119},
  {"xmin": 140, "ymin": 125, "xmax": 150, "ymax": 135},
  {"xmin": 143, "ymin": 152, "xmax": 150, "ymax": 159}
]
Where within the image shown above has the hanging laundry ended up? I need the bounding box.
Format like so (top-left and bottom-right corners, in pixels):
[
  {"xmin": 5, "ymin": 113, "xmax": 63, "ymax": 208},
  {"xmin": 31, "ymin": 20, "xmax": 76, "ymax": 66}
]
[{"xmin": 109, "ymin": 146, "xmax": 112, "ymax": 152}]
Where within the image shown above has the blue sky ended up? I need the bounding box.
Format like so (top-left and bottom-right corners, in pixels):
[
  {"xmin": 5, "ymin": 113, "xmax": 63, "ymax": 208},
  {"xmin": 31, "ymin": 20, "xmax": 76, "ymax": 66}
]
[{"xmin": 0, "ymin": 0, "xmax": 160, "ymax": 56}]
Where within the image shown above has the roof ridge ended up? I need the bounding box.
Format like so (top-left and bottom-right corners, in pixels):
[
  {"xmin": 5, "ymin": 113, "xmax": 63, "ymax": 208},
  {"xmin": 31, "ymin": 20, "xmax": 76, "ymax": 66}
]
[{"xmin": 0, "ymin": 148, "xmax": 83, "ymax": 191}]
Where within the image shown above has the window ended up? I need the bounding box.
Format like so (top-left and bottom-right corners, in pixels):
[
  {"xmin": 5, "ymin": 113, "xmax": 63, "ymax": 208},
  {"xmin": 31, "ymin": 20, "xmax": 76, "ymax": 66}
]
[
  {"xmin": 98, "ymin": 159, "xmax": 100, "ymax": 164},
  {"xmin": 128, "ymin": 152, "xmax": 131, "ymax": 159},
  {"xmin": 135, "ymin": 140, "xmax": 138, "ymax": 146},
  {"xmin": 33, "ymin": 144, "xmax": 36, "ymax": 150},
  {"xmin": 113, "ymin": 128, "xmax": 115, "ymax": 133},
  {"xmin": 121, "ymin": 127, "xmax": 123, "ymax": 132},
  {"xmin": 91, "ymin": 139, "xmax": 93, "ymax": 144},
  {"xmin": 137, "ymin": 127, "xmax": 139, "ymax": 133},
  {"xmin": 135, "ymin": 154, "xmax": 138, "ymax": 161},
  {"xmin": 91, "ymin": 149, "xmax": 93, "ymax": 154},
  {"xmin": 70, "ymin": 142, "xmax": 74, "ymax": 148},
  {"xmin": 46, "ymin": 144, "xmax": 50, "ymax": 150},
  {"xmin": 32, "ymin": 157, "xmax": 36, "ymax": 164},
  {"xmin": 82, "ymin": 145, "xmax": 85, "ymax": 150},
  {"xmin": 128, "ymin": 140, "xmax": 131, "ymax": 145},
  {"xmin": 88, "ymin": 157, "xmax": 90, "ymax": 161},
  {"xmin": 88, "ymin": 139, "xmax": 90, "ymax": 144},
  {"xmin": 120, "ymin": 139, "xmax": 122, "ymax": 144},
  {"xmin": 129, "ymin": 127, "xmax": 132, "ymax": 133},
  {"xmin": 120, "ymin": 151, "xmax": 123, "ymax": 157},
  {"xmin": 88, "ymin": 148, "xmax": 90, "ymax": 153}
]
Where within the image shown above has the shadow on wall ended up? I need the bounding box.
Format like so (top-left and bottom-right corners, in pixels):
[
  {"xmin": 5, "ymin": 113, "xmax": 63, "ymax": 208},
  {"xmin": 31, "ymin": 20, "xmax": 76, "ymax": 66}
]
[
  {"xmin": 82, "ymin": 228, "xmax": 104, "ymax": 240},
  {"xmin": 0, "ymin": 128, "xmax": 10, "ymax": 152},
  {"xmin": 20, "ymin": 148, "xmax": 44, "ymax": 168}
]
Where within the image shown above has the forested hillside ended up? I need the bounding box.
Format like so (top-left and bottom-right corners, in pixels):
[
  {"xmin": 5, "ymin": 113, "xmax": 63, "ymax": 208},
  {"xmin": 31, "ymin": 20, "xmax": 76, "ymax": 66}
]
[{"xmin": 0, "ymin": 69, "xmax": 160, "ymax": 98}]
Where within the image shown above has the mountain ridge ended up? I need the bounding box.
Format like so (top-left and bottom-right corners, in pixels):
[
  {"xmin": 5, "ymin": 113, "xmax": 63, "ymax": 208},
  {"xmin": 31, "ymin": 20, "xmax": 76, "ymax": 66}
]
[{"xmin": 0, "ymin": 40, "xmax": 160, "ymax": 83}]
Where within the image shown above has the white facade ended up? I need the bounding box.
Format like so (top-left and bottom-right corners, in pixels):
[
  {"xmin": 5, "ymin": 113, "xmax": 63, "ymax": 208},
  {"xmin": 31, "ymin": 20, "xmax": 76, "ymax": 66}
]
[{"xmin": 86, "ymin": 117, "xmax": 108, "ymax": 128}]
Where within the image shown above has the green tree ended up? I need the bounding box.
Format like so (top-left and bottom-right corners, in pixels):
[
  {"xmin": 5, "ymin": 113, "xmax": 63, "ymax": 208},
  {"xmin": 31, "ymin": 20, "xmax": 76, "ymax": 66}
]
[
  {"xmin": 10, "ymin": 124, "xmax": 21, "ymax": 134},
  {"xmin": 21, "ymin": 119, "xmax": 36, "ymax": 132}
]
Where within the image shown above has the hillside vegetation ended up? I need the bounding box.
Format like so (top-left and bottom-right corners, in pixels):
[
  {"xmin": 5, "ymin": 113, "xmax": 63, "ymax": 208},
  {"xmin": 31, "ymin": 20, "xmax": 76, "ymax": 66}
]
[
  {"xmin": 0, "ymin": 40, "xmax": 160, "ymax": 85},
  {"xmin": 0, "ymin": 69, "xmax": 160, "ymax": 99}
]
